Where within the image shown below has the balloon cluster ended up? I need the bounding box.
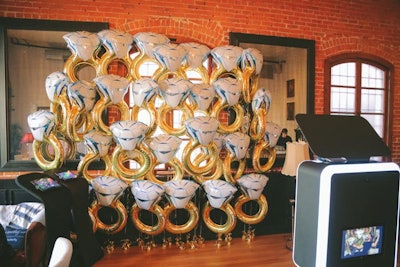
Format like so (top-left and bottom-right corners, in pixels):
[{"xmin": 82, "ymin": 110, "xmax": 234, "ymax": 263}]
[{"xmin": 27, "ymin": 30, "xmax": 281, "ymax": 241}]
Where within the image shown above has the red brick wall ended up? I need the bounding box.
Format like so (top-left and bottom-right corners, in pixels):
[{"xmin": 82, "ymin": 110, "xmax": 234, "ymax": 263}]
[{"xmin": 1, "ymin": 0, "xmax": 400, "ymax": 170}]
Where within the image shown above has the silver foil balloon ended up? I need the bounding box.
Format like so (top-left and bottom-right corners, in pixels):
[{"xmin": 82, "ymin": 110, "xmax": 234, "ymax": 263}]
[
  {"xmin": 63, "ymin": 31, "xmax": 100, "ymax": 61},
  {"xmin": 98, "ymin": 29, "xmax": 134, "ymax": 58},
  {"xmin": 91, "ymin": 175, "xmax": 128, "ymax": 206}
]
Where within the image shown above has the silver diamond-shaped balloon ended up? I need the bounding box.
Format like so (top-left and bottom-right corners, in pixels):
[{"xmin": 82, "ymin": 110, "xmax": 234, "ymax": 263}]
[
  {"xmin": 153, "ymin": 43, "xmax": 187, "ymax": 72},
  {"xmin": 149, "ymin": 134, "xmax": 182, "ymax": 163},
  {"xmin": 63, "ymin": 31, "xmax": 100, "ymax": 61},
  {"xmin": 27, "ymin": 110, "xmax": 55, "ymax": 142},
  {"xmin": 252, "ymin": 87, "xmax": 272, "ymax": 112},
  {"xmin": 94, "ymin": 74, "xmax": 130, "ymax": 104},
  {"xmin": 98, "ymin": 29, "xmax": 134, "ymax": 58},
  {"xmin": 159, "ymin": 78, "xmax": 192, "ymax": 108},
  {"xmin": 211, "ymin": 45, "xmax": 243, "ymax": 71},
  {"xmin": 130, "ymin": 78, "xmax": 158, "ymax": 107},
  {"xmin": 225, "ymin": 132, "xmax": 250, "ymax": 160},
  {"xmin": 237, "ymin": 173, "xmax": 269, "ymax": 200},
  {"xmin": 131, "ymin": 180, "xmax": 165, "ymax": 210},
  {"xmin": 213, "ymin": 77, "xmax": 242, "ymax": 106},
  {"xmin": 133, "ymin": 32, "xmax": 170, "ymax": 58},
  {"xmin": 190, "ymin": 83, "xmax": 215, "ymax": 111},
  {"xmin": 67, "ymin": 81, "xmax": 97, "ymax": 111},
  {"xmin": 265, "ymin": 122, "xmax": 282, "ymax": 147},
  {"xmin": 92, "ymin": 175, "xmax": 128, "ymax": 206},
  {"xmin": 202, "ymin": 180, "xmax": 237, "ymax": 208},
  {"xmin": 110, "ymin": 120, "xmax": 148, "ymax": 151},
  {"xmin": 45, "ymin": 71, "xmax": 69, "ymax": 102},
  {"xmin": 181, "ymin": 42, "xmax": 210, "ymax": 68},
  {"xmin": 185, "ymin": 116, "xmax": 219, "ymax": 146},
  {"xmin": 241, "ymin": 48, "xmax": 264, "ymax": 74},
  {"xmin": 84, "ymin": 130, "xmax": 113, "ymax": 157},
  {"xmin": 163, "ymin": 180, "xmax": 199, "ymax": 208}
]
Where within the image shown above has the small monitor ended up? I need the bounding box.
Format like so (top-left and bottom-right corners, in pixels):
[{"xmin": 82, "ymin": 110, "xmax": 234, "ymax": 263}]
[{"xmin": 341, "ymin": 225, "xmax": 383, "ymax": 260}]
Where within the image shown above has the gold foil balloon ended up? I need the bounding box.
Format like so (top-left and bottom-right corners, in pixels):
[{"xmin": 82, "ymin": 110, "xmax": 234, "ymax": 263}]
[
  {"xmin": 235, "ymin": 173, "xmax": 269, "ymax": 224},
  {"xmin": 130, "ymin": 78, "xmax": 159, "ymax": 136},
  {"xmin": 63, "ymin": 31, "xmax": 101, "ymax": 82},
  {"xmin": 181, "ymin": 42, "xmax": 211, "ymax": 84},
  {"xmin": 131, "ymin": 32, "xmax": 169, "ymax": 80},
  {"xmin": 97, "ymin": 29, "xmax": 134, "ymax": 76},
  {"xmin": 163, "ymin": 180, "xmax": 200, "ymax": 234},
  {"xmin": 130, "ymin": 180, "xmax": 166, "ymax": 236},
  {"xmin": 152, "ymin": 43, "xmax": 187, "ymax": 80},
  {"xmin": 92, "ymin": 74, "xmax": 130, "ymax": 135},
  {"xmin": 202, "ymin": 180, "xmax": 238, "ymax": 234},
  {"xmin": 183, "ymin": 116, "xmax": 219, "ymax": 178},
  {"xmin": 189, "ymin": 83, "xmax": 215, "ymax": 113},
  {"xmin": 235, "ymin": 194, "xmax": 268, "ymax": 225},
  {"xmin": 66, "ymin": 81, "xmax": 96, "ymax": 142},
  {"xmin": 211, "ymin": 77, "xmax": 244, "ymax": 133},
  {"xmin": 77, "ymin": 130, "xmax": 113, "ymax": 181},
  {"xmin": 223, "ymin": 132, "xmax": 250, "ymax": 183},
  {"xmin": 28, "ymin": 110, "xmax": 64, "ymax": 170},
  {"xmin": 250, "ymin": 88, "xmax": 271, "ymax": 141},
  {"xmin": 147, "ymin": 134, "xmax": 183, "ymax": 185},
  {"xmin": 240, "ymin": 48, "xmax": 263, "ymax": 103},
  {"xmin": 252, "ymin": 139, "xmax": 276, "ymax": 173},
  {"xmin": 90, "ymin": 176, "xmax": 128, "ymax": 234},
  {"xmin": 45, "ymin": 71, "xmax": 71, "ymax": 136},
  {"xmin": 110, "ymin": 120, "xmax": 151, "ymax": 182},
  {"xmin": 158, "ymin": 78, "xmax": 194, "ymax": 135},
  {"xmin": 210, "ymin": 45, "xmax": 243, "ymax": 84}
]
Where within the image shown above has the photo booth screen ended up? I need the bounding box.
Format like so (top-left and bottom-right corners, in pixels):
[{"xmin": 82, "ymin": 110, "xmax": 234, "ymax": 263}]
[{"xmin": 341, "ymin": 225, "xmax": 383, "ymax": 260}]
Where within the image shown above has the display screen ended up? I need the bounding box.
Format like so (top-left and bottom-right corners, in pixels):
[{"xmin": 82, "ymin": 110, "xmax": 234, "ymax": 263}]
[{"xmin": 341, "ymin": 226, "xmax": 383, "ymax": 259}]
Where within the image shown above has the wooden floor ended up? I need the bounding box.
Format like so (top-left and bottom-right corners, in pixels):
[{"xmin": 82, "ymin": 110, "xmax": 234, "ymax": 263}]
[{"xmin": 93, "ymin": 233, "xmax": 295, "ymax": 267}]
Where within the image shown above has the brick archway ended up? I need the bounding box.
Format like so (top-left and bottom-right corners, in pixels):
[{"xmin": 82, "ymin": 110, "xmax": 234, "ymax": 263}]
[{"xmin": 118, "ymin": 18, "xmax": 226, "ymax": 48}]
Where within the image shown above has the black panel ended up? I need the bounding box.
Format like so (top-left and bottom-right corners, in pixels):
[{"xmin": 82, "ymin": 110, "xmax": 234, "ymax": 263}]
[{"xmin": 296, "ymin": 114, "xmax": 390, "ymax": 161}]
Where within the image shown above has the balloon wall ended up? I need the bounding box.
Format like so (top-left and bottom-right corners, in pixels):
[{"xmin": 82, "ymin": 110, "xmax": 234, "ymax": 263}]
[{"xmin": 27, "ymin": 30, "xmax": 281, "ymax": 250}]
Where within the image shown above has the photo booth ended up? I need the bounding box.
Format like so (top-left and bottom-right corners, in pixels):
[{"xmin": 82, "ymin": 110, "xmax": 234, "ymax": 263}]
[{"xmin": 293, "ymin": 114, "xmax": 400, "ymax": 267}]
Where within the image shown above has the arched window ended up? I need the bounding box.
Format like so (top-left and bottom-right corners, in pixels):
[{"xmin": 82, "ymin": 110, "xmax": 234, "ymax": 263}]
[{"xmin": 324, "ymin": 53, "xmax": 393, "ymax": 143}]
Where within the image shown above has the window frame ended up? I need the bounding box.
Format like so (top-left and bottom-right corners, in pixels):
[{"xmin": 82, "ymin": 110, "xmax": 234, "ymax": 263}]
[{"xmin": 324, "ymin": 52, "xmax": 394, "ymax": 145}]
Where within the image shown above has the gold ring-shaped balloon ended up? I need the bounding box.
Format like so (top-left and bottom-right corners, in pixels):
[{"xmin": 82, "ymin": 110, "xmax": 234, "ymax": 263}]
[
  {"xmin": 191, "ymin": 154, "xmax": 223, "ymax": 184},
  {"xmin": 131, "ymin": 203, "xmax": 166, "ymax": 236},
  {"xmin": 131, "ymin": 102, "xmax": 157, "ymax": 136},
  {"xmin": 88, "ymin": 208, "xmax": 98, "ymax": 232},
  {"xmin": 130, "ymin": 54, "xmax": 161, "ymax": 81},
  {"xmin": 183, "ymin": 65, "xmax": 210, "ymax": 84},
  {"xmin": 66, "ymin": 106, "xmax": 94, "ymax": 142},
  {"xmin": 92, "ymin": 99, "xmax": 130, "ymax": 135},
  {"xmin": 64, "ymin": 55, "xmax": 100, "ymax": 83},
  {"xmin": 146, "ymin": 157, "xmax": 183, "ymax": 185},
  {"xmin": 98, "ymin": 54, "xmax": 131, "ymax": 78},
  {"xmin": 153, "ymin": 66, "xmax": 187, "ymax": 83},
  {"xmin": 223, "ymin": 153, "xmax": 246, "ymax": 184},
  {"xmin": 89, "ymin": 200, "xmax": 128, "ymax": 235},
  {"xmin": 242, "ymin": 66, "xmax": 260, "ymax": 104},
  {"xmin": 77, "ymin": 153, "xmax": 113, "ymax": 182},
  {"xmin": 202, "ymin": 202, "xmax": 237, "ymax": 234},
  {"xmin": 209, "ymin": 66, "xmax": 243, "ymax": 86},
  {"xmin": 112, "ymin": 145, "xmax": 151, "ymax": 183},
  {"xmin": 252, "ymin": 140, "xmax": 276, "ymax": 173},
  {"xmin": 50, "ymin": 94, "xmax": 70, "ymax": 136},
  {"xmin": 250, "ymin": 109, "xmax": 267, "ymax": 141},
  {"xmin": 157, "ymin": 102, "xmax": 194, "ymax": 136},
  {"xmin": 182, "ymin": 140, "xmax": 218, "ymax": 176},
  {"xmin": 235, "ymin": 194, "xmax": 268, "ymax": 225},
  {"xmin": 164, "ymin": 201, "xmax": 199, "ymax": 234},
  {"xmin": 211, "ymin": 100, "xmax": 244, "ymax": 134},
  {"xmin": 32, "ymin": 134, "xmax": 64, "ymax": 171}
]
